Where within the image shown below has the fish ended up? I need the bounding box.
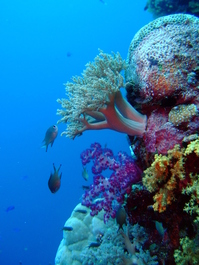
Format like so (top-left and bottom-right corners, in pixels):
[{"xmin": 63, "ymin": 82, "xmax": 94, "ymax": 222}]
[
  {"xmin": 116, "ymin": 207, "xmax": 127, "ymax": 230},
  {"xmin": 99, "ymin": 0, "xmax": 107, "ymax": 4},
  {"xmin": 5, "ymin": 205, "xmax": 15, "ymax": 212},
  {"xmin": 48, "ymin": 163, "xmax": 62, "ymax": 193},
  {"xmin": 155, "ymin": 221, "xmax": 166, "ymax": 238},
  {"xmin": 82, "ymin": 167, "xmax": 89, "ymax": 181},
  {"xmin": 66, "ymin": 51, "xmax": 72, "ymax": 57},
  {"xmin": 75, "ymin": 209, "xmax": 87, "ymax": 214},
  {"xmin": 62, "ymin": 226, "xmax": 73, "ymax": 231},
  {"xmin": 82, "ymin": 185, "xmax": 90, "ymax": 190},
  {"xmin": 42, "ymin": 125, "xmax": 58, "ymax": 152},
  {"xmin": 88, "ymin": 242, "xmax": 101, "ymax": 248}
]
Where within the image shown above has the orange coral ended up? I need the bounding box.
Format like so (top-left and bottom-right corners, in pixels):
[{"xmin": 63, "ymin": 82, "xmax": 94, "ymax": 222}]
[
  {"xmin": 147, "ymin": 66, "xmax": 180, "ymax": 101},
  {"xmin": 143, "ymin": 144, "xmax": 185, "ymax": 212},
  {"xmin": 143, "ymin": 138, "xmax": 199, "ymax": 213}
]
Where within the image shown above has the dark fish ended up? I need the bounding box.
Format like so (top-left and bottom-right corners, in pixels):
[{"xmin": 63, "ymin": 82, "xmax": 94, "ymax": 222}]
[
  {"xmin": 75, "ymin": 209, "xmax": 87, "ymax": 214},
  {"xmin": 116, "ymin": 207, "xmax": 127, "ymax": 230},
  {"xmin": 48, "ymin": 163, "xmax": 62, "ymax": 193},
  {"xmin": 66, "ymin": 52, "xmax": 72, "ymax": 57},
  {"xmin": 144, "ymin": 3, "xmax": 148, "ymax": 11},
  {"xmin": 5, "ymin": 205, "xmax": 15, "ymax": 212},
  {"xmin": 82, "ymin": 185, "xmax": 90, "ymax": 190},
  {"xmin": 42, "ymin": 125, "xmax": 58, "ymax": 152},
  {"xmin": 89, "ymin": 242, "xmax": 101, "ymax": 248},
  {"xmin": 62, "ymin": 226, "xmax": 73, "ymax": 231},
  {"xmin": 99, "ymin": 0, "xmax": 107, "ymax": 4}
]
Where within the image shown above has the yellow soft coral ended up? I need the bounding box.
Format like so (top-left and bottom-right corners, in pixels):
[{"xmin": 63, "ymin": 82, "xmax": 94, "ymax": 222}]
[
  {"xmin": 143, "ymin": 144, "xmax": 185, "ymax": 212},
  {"xmin": 174, "ymin": 235, "xmax": 199, "ymax": 265},
  {"xmin": 143, "ymin": 138, "xmax": 199, "ymax": 213}
]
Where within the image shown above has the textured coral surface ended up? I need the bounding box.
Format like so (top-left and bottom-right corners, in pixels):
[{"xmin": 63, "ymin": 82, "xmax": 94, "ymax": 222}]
[{"xmin": 126, "ymin": 14, "xmax": 199, "ymax": 107}]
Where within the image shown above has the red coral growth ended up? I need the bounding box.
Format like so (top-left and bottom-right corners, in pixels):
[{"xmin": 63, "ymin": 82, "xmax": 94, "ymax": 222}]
[
  {"xmin": 143, "ymin": 108, "xmax": 185, "ymax": 154},
  {"xmin": 125, "ymin": 185, "xmax": 196, "ymax": 264}
]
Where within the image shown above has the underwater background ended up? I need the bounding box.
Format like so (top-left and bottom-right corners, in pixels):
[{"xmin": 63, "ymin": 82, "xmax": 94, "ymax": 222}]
[{"xmin": 0, "ymin": 0, "xmax": 152, "ymax": 264}]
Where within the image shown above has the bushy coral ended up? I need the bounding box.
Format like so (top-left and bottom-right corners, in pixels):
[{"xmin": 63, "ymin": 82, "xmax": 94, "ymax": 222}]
[
  {"xmin": 80, "ymin": 142, "xmax": 142, "ymax": 223},
  {"xmin": 57, "ymin": 50, "xmax": 146, "ymax": 139},
  {"xmin": 182, "ymin": 139, "xmax": 199, "ymax": 223},
  {"xmin": 174, "ymin": 234, "xmax": 199, "ymax": 265},
  {"xmin": 143, "ymin": 139, "xmax": 199, "ymax": 213}
]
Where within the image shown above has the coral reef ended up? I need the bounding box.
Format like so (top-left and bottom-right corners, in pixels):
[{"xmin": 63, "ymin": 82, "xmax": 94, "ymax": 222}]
[
  {"xmin": 55, "ymin": 203, "xmax": 158, "ymax": 265},
  {"xmin": 144, "ymin": 0, "xmax": 199, "ymax": 18},
  {"xmin": 174, "ymin": 232, "xmax": 199, "ymax": 265},
  {"xmin": 55, "ymin": 14, "xmax": 199, "ymax": 265},
  {"xmin": 142, "ymin": 139, "xmax": 199, "ymax": 213},
  {"xmin": 168, "ymin": 104, "xmax": 198, "ymax": 127},
  {"xmin": 125, "ymin": 183, "xmax": 197, "ymax": 263},
  {"xmin": 55, "ymin": 203, "xmax": 114, "ymax": 265},
  {"xmin": 57, "ymin": 50, "xmax": 146, "ymax": 139},
  {"xmin": 126, "ymin": 14, "xmax": 199, "ymax": 156},
  {"xmin": 126, "ymin": 14, "xmax": 199, "ymax": 107},
  {"xmin": 81, "ymin": 142, "xmax": 142, "ymax": 223}
]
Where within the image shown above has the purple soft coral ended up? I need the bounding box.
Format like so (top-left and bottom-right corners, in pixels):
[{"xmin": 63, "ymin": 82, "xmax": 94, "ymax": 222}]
[{"xmin": 81, "ymin": 143, "xmax": 142, "ymax": 223}]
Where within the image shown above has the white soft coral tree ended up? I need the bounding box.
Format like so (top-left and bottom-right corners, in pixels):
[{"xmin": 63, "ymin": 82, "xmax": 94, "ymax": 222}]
[{"xmin": 57, "ymin": 50, "xmax": 147, "ymax": 139}]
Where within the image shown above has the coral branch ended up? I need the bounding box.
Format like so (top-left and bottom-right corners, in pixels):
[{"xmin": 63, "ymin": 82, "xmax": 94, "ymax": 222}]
[{"xmin": 81, "ymin": 143, "xmax": 142, "ymax": 223}]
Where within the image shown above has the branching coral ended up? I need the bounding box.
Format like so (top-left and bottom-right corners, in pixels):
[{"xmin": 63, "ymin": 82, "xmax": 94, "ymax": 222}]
[
  {"xmin": 80, "ymin": 143, "xmax": 142, "ymax": 223},
  {"xmin": 143, "ymin": 144, "xmax": 186, "ymax": 212},
  {"xmin": 143, "ymin": 138, "xmax": 199, "ymax": 213},
  {"xmin": 174, "ymin": 234, "xmax": 199, "ymax": 265},
  {"xmin": 57, "ymin": 50, "xmax": 146, "ymax": 139},
  {"xmin": 182, "ymin": 138, "xmax": 199, "ymax": 222}
]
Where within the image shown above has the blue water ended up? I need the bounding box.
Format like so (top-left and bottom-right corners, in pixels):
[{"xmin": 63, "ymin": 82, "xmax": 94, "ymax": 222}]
[{"xmin": 0, "ymin": 0, "xmax": 152, "ymax": 264}]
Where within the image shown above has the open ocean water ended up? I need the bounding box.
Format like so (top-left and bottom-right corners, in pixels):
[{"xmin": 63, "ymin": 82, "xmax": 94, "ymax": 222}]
[{"xmin": 0, "ymin": 0, "xmax": 152, "ymax": 264}]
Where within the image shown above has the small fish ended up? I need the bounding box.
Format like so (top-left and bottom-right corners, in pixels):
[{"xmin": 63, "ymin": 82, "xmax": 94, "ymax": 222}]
[
  {"xmin": 75, "ymin": 209, "xmax": 87, "ymax": 214},
  {"xmin": 5, "ymin": 205, "xmax": 15, "ymax": 212},
  {"xmin": 48, "ymin": 163, "xmax": 62, "ymax": 193},
  {"xmin": 66, "ymin": 51, "xmax": 72, "ymax": 57},
  {"xmin": 82, "ymin": 167, "xmax": 89, "ymax": 181},
  {"xmin": 42, "ymin": 125, "xmax": 58, "ymax": 152},
  {"xmin": 62, "ymin": 226, "xmax": 73, "ymax": 231},
  {"xmin": 116, "ymin": 207, "xmax": 127, "ymax": 230},
  {"xmin": 82, "ymin": 185, "xmax": 90, "ymax": 190},
  {"xmin": 99, "ymin": 0, "xmax": 107, "ymax": 4},
  {"xmin": 155, "ymin": 221, "xmax": 166, "ymax": 238},
  {"xmin": 88, "ymin": 242, "xmax": 101, "ymax": 248}
]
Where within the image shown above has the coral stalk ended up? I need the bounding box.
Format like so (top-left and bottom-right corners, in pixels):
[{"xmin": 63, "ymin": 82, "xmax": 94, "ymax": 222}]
[{"xmin": 57, "ymin": 50, "xmax": 146, "ymax": 139}]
